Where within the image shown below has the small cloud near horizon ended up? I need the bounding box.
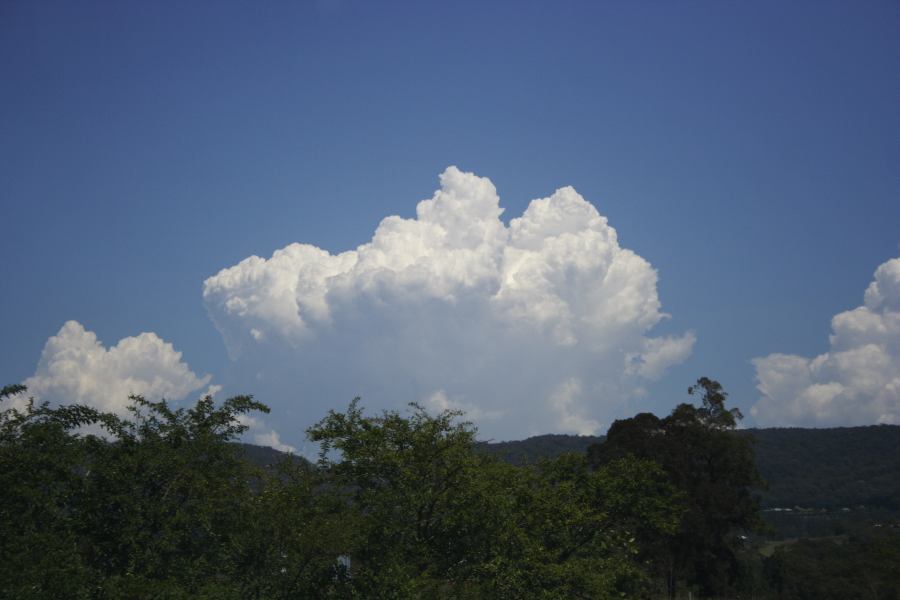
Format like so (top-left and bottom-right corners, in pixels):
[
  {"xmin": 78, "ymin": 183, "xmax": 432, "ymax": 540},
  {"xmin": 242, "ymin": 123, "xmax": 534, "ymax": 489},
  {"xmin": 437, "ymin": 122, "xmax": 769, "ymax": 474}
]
[
  {"xmin": 752, "ymin": 257, "xmax": 900, "ymax": 427},
  {"xmin": 6, "ymin": 320, "xmax": 294, "ymax": 453}
]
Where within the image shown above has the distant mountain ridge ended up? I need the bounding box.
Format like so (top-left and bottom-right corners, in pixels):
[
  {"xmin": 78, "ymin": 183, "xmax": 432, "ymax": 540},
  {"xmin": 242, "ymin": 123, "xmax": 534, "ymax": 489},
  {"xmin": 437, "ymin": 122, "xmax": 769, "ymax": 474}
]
[
  {"xmin": 475, "ymin": 433, "xmax": 604, "ymax": 465},
  {"xmin": 241, "ymin": 424, "xmax": 900, "ymax": 512},
  {"xmin": 474, "ymin": 425, "xmax": 900, "ymax": 511},
  {"xmin": 746, "ymin": 425, "xmax": 900, "ymax": 510}
]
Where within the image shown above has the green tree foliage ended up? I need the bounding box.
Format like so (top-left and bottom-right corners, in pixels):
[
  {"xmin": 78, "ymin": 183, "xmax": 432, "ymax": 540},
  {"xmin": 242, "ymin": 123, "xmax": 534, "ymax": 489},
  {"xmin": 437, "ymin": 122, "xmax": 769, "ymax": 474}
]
[
  {"xmin": 749, "ymin": 425, "xmax": 900, "ymax": 511},
  {"xmin": 307, "ymin": 400, "xmax": 681, "ymax": 599},
  {"xmin": 475, "ymin": 434, "xmax": 603, "ymax": 466},
  {"xmin": 0, "ymin": 388, "xmax": 285, "ymax": 599},
  {"xmin": 22, "ymin": 379, "xmax": 899, "ymax": 599},
  {"xmin": 1, "ymin": 386, "xmax": 683, "ymax": 599},
  {"xmin": 0, "ymin": 385, "xmax": 111, "ymax": 599},
  {"xmin": 224, "ymin": 454, "xmax": 358, "ymax": 599},
  {"xmin": 79, "ymin": 395, "xmax": 271, "ymax": 596},
  {"xmin": 478, "ymin": 424, "xmax": 900, "ymax": 541},
  {"xmin": 587, "ymin": 377, "xmax": 764, "ymax": 598},
  {"xmin": 308, "ymin": 399, "xmax": 501, "ymax": 596},
  {"xmin": 764, "ymin": 531, "xmax": 900, "ymax": 600}
]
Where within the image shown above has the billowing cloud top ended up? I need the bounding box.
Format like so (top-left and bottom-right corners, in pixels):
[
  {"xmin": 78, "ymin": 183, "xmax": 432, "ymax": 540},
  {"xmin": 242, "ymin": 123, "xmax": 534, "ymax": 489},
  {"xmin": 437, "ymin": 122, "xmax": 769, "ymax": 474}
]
[
  {"xmin": 11, "ymin": 321, "xmax": 294, "ymax": 452},
  {"xmin": 752, "ymin": 257, "xmax": 900, "ymax": 426},
  {"xmin": 20, "ymin": 321, "xmax": 211, "ymax": 414},
  {"xmin": 204, "ymin": 167, "xmax": 694, "ymax": 439}
]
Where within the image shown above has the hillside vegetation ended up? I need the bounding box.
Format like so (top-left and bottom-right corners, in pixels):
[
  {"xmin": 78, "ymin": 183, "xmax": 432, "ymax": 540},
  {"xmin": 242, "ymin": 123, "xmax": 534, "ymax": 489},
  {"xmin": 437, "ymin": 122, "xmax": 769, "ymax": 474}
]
[
  {"xmin": 749, "ymin": 425, "xmax": 900, "ymax": 510},
  {"xmin": 479, "ymin": 425, "xmax": 900, "ymax": 513},
  {"xmin": 4, "ymin": 380, "xmax": 899, "ymax": 599}
]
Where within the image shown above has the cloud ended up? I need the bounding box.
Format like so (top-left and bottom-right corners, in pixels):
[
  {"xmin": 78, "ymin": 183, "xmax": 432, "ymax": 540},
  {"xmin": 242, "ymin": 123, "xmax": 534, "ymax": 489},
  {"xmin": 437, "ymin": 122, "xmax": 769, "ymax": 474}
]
[
  {"xmin": 238, "ymin": 414, "xmax": 297, "ymax": 454},
  {"xmin": 625, "ymin": 333, "xmax": 697, "ymax": 380},
  {"xmin": 548, "ymin": 378, "xmax": 601, "ymax": 436},
  {"xmin": 7, "ymin": 321, "xmax": 291, "ymax": 450},
  {"xmin": 17, "ymin": 321, "xmax": 211, "ymax": 414},
  {"xmin": 423, "ymin": 389, "xmax": 503, "ymax": 423},
  {"xmin": 204, "ymin": 166, "xmax": 694, "ymax": 440},
  {"xmin": 752, "ymin": 257, "xmax": 900, "ymax": 426}
]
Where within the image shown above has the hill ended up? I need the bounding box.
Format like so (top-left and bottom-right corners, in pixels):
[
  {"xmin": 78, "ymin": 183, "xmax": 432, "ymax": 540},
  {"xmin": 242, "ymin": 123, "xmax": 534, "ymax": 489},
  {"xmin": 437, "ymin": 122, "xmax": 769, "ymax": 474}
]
[
  {"xmin": 478, "ymin": 425, "xmax": 900, "ymax": 512},
  {"xmin": 237, "ymin": 442, "xmax": 311, "ymax": 470},
  {"xmin": 475, "ymin": 433, "xmax": 603, "ymax": 465},
  {"xmin": 242, "ymin": 424, "xmax": 900, "ymax": 513},
  {"xmin": 747, "ymin": 425, "xmax": 900, "ymax": 510}
]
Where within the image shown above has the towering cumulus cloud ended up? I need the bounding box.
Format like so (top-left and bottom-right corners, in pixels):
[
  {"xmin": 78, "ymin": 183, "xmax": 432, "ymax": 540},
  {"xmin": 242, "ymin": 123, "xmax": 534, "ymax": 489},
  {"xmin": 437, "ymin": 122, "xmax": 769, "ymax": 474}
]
[
  {"xmin": 752, "ymin": 257, "xmax": 900, "ymax": 426},
  {"xmin": 10, "ymin": 321, "xmax": 294, "ymax": 452},
  {"xmin": 204, "ymin": 167, "xmax": 694, "ymax": 439}
]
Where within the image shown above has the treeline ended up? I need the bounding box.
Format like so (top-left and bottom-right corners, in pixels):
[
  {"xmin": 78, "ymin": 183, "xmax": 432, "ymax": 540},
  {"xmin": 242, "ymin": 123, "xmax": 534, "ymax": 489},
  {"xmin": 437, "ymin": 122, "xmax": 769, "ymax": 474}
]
[
  {"xmin": 2, "ymin": 381, "xmax": 899, "ymax": 599},
  {"xmin": 475, "ymin": 434, "xmax": 603, "ymax": 466},
  {"xmin": 479, "ymin": 425, "xmax": 900, "ymax": 514},
  {"xmin": 1, "ymin": 384, "xmax": 680, "ymax": 599},
  {"xmin": 750, "ymin": 425, "xmax": 900, "ymax": 511},
  {"xmin": 762, "ymin": 533, "xmax": 900, "ymax": 600}
]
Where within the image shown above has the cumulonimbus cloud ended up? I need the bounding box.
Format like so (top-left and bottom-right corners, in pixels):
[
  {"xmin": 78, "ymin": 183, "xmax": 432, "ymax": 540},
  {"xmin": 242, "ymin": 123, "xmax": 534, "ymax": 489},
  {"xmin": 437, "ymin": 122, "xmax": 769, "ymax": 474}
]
[
  {"xmin": 8, "ymin": 321, "xmax": 294, "ymax": 452},
  {"xmin": 204, "ymin": 167, "xmax": 694, "ymax": 440},
  {"xmin": 752, "ymin": 257, "xmax": 900, "ymax": 426}
]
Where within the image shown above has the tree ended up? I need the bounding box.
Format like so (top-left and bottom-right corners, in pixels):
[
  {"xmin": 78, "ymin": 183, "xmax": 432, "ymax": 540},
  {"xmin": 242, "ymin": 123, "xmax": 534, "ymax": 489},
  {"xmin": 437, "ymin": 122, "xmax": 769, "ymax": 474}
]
[
  {"xmin": 0, "ymin": 387, "xmax": 278, "ymax": 599},
  {"xmin": 0, "ymin": 386, "xmax": 684, "ymax": 599},
  {"xmin": 307, "ymin": 399, "xmax": 505, "ymax": 596},
  {"xmin": 0, "ymin": 385, "xmax": 136, "ymax": 599},
  {"xmin": 308, "ymin": 400, "xmax": 682, "ymax": 599},
  {"xmin": 223, "ymin": 454, "xmax": 359, "ymax": 599},
  {"xmin": 76, "ymin": 394, "xmax": 271, "ymax": 598},
  {"xmin": 686, "ymin": 376, "xmax": 743, "ymax": 430},
  {"xmin": 482, "ymin": 453, "xmax": 681, "ymax": 599},
  {"xmin": 587, "ymin": 378, "xmax": 764, "ymax": 598}
]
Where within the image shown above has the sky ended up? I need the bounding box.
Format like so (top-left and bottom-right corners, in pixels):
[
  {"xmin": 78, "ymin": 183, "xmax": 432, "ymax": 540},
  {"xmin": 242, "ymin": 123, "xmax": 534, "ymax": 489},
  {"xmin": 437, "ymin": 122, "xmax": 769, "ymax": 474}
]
[{"xmin": 2, "ymin": 0, "xmax": 899, "ymax": 450}]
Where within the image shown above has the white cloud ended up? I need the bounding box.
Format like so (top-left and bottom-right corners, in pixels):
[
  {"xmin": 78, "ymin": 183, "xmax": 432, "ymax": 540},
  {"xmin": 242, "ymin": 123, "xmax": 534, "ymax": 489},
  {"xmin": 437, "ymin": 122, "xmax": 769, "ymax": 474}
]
[
  {"xmin": 752, "ymin": 257, "xmax": 900, "ymax": 426},
  {"xmin": 203, "ymin": 167, "xmax": 694, "ymax": 440},
  {"xmin": 548, "ymin": 378, "xmax": 601, "ymax": 436},
  {"xmin": 18, "ymin": 321, "xmax": 211, "ymax": 414},
  {"xmin": 625, "ymin": 333, "xmax": 697, "ymax": 380},
  {"xmin": 237, "ymin": 414, "xmax": 297, "ymax": 454},
  {"xmin": 7, "ymin": 321, "xmax": 293, "ymax": 452},
  {"xmin": 423, "ymin": 389, "xmax": 503, "ymax": 423}
]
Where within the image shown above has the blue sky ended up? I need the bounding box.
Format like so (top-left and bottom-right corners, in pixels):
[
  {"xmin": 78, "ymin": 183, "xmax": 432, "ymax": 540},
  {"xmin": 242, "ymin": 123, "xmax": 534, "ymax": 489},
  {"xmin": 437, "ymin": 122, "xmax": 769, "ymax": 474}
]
[{"xmin": 3, "ymin": 1, "xmax": 899, "ymax": 446}]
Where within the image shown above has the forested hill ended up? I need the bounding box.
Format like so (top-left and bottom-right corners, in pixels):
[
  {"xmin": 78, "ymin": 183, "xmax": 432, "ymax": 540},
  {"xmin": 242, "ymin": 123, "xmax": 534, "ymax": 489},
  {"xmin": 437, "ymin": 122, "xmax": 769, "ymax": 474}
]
[
  {"xmin": 242, "ymin": 424, "xmax": 900, "ymax": 511},
  {"xmin": 237, "ymin": 442, "xmax": 310, "ymax": 469},
  {"xmin": 474, "ymin": 433, "xmax": 603, "ymax": 465},
  {"xmin": 748, "ymin": 425, "xmax": 900, "ymax": 509},
  {"xmin": 237, "ymin": 436, "xmax": 606, "ymax": 470},
  {"xmin": 475, "ymin": 425, "xmax": 900, "ymax": 510}
]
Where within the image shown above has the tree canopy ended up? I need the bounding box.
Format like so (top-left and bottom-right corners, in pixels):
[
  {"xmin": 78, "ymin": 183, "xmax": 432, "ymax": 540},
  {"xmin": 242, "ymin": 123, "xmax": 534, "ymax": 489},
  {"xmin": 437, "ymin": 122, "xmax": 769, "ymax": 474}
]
[
  {"xmin": 307, "ymin": 399, "xmax": 681, "ymax": 598},
  {"xmin": 6, "ymin": 378, "xmax": 892, "ymax": 599},
  {"xmin": 588, "ymin": 378, "xmax": 763, "ymax": 597},
  {"xmin": 1, "ymin": 388, "xmax": 682, "ymax": 599}
]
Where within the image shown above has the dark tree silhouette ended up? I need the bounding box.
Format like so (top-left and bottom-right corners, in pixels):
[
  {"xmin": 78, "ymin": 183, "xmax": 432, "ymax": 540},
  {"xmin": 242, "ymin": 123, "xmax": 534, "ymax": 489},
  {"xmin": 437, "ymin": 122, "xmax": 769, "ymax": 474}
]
[{"xmin": 588, "ymin": 378, "xmax": 763, "ymax": 598}]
